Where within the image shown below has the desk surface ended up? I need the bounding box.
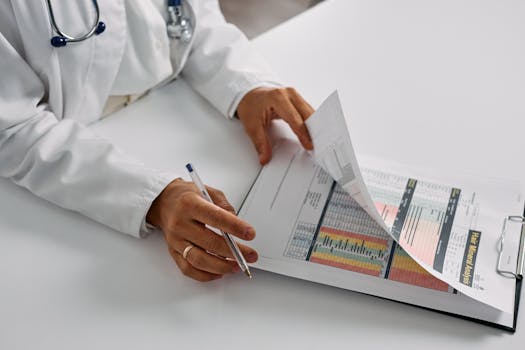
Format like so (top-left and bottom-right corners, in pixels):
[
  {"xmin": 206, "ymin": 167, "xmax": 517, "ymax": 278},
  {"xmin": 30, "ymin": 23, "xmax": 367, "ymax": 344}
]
[{"xmin": 1, "ymin": 0, "xmax": 525, "ymax": 349}]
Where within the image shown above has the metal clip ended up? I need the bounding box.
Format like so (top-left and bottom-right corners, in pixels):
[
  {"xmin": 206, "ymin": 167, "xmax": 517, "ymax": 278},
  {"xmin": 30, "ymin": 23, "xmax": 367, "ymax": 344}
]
[{"xmin": 497, "ymin": 216, "xmax": 525, "ymax": 279}]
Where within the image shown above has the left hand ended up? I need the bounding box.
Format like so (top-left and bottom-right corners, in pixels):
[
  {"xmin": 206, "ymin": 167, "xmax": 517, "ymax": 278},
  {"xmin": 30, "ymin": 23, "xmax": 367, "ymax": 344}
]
[{"xmin": 236, "ymin": 87, "xmax": 314, "ymax": 165}]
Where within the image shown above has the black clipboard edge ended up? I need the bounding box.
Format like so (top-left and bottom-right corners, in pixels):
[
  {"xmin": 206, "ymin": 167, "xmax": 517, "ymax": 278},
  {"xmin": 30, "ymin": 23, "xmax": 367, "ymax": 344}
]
[
  {"xmin": 370, "ymin": 277, "xmax": 522, "ymax": 333},
  {"xmin": 261, "ymin": 268, "xmax": 523, "ymax": 332}
]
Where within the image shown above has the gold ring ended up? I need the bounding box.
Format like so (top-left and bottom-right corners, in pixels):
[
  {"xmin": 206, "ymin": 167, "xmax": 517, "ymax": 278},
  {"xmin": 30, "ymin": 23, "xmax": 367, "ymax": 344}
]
[{"xmin": 182, "ymin": 244, "xmax": 194, "ymax": 260}]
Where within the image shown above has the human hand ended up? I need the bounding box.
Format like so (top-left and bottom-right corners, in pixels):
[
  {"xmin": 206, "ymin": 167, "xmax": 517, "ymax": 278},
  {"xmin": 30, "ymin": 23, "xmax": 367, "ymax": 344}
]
[
  {"xmin": 236, "ymin": 87, "xmax": 314, "ymax": 165},
  {"xmin": 146, "ymin": 178, "xmax": 258, "ymax": 282}
]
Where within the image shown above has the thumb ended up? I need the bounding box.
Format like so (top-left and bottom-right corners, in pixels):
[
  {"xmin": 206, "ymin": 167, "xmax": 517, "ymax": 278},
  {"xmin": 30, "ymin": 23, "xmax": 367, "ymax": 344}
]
[{"xmin": 247, "ymin": 126, "xmax": 272, "ymax": 165}]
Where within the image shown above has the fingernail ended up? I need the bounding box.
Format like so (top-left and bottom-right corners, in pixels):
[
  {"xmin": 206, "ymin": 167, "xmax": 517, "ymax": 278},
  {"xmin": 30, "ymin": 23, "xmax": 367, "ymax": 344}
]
[
  {"xmin": 247, "ymin": 252, "xmax": 258, "ymax": 262},
  {"xmin": 308, "ymin": 138, "xmax": 314, "ymax": 148},
  {"xmin": 232, "ymin": 265, "xmax": 241, "ymax": 273},
  {"xmin": 303, "ymin": 137, "xmax": 313, "ymax": 150},
  {"xmin": 245, "ymin": 227, "xmax": 256, "ymax": 239}
]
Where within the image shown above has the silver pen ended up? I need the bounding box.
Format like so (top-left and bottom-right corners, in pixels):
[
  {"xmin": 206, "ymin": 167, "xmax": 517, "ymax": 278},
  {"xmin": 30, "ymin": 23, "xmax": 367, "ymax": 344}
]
[{"xmin": 185, "ymin": 163, "xmax": 252, "ymax": 278}]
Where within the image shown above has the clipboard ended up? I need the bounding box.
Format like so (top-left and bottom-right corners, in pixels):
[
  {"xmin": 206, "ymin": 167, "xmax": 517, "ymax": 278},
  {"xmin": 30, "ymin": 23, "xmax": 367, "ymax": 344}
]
[{"xmin": 238, "ymin": 141, "xmax": 525, "ymax": 332}]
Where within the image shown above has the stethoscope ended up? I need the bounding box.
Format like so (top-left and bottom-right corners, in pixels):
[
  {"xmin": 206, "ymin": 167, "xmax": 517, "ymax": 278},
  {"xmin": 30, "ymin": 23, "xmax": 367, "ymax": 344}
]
[{"xmin": 47, "ymin": 0, "xmax": 193, "ymax": 48}]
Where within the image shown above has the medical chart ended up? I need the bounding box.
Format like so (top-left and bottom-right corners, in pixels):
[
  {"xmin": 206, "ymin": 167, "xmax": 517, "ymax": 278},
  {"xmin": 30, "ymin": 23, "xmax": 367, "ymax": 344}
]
[
  {"xmin": 239, "ymin": 92, "xmax": 523, "ymax": 316},
  {"xmin": 283, "ymin": 166, "xmax": 453, "ymax": 293}
]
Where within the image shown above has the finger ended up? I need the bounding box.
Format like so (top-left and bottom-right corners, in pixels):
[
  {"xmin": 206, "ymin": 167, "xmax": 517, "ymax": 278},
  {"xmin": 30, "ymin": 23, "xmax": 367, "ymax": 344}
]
[
  {"xmin": 172, "ymin": 239, "xmax": 239, "ymax": 275},
  {"xmin": 179, "ymin": 223, "xmax": 259, "ymax": 262},
  {"xmin": 272, "ymin": 95, "xmax": 313, "ymax": 150},
  {"xmin": 190, "ymin": 196, "xmax": 256, "ymax": 240},
  {"xmin": 206, "ymin": 187, "xmax": 236, "ymax": 214},
  {"xmin": 168, "ymin": 246, "xmax": 222, "ymax": 282},
  {"xmin": 288, "ymin": 89, "xmax": 315, "ymax": 121},
  {"xmin": 238, "ymin": 242, "xmax": 259, "ymax": 263},
  {"xmin": 244, "ymin": 122, "xmax": 272, "ymax": 165}
]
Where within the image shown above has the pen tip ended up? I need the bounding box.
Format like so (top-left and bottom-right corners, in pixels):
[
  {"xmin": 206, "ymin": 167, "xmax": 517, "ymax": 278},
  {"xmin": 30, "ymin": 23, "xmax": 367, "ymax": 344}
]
[{"xmin": 245, "ymin": 270, "xmax": 252, "ymax": 279}]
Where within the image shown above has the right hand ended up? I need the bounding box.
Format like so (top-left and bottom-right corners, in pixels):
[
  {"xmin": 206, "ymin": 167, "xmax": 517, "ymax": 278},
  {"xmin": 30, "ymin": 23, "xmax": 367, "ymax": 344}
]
[{"xmin": 146, "ymin": 178, "xmax": 258, "ymax": 282}]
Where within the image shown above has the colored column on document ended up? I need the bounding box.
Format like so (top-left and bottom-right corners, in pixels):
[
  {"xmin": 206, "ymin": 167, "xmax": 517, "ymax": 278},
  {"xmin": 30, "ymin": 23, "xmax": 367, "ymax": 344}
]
[
  {"xmin": 397, "ymin": 203, "xmax": 443, "ymax": 266},
  {"xmin": 387, "ymin": 245, "xmax": 450, "ymax": 292},
  {"xmin": 309, "ymin": 227, "xmax": 390, "ymax": 277},
  {"xmin": 374, "ymin": 202, "xmax": 399, "ymax": 228}
]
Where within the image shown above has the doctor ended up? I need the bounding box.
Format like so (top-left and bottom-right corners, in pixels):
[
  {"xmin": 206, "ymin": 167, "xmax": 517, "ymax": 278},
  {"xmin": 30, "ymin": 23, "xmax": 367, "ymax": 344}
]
[{"xmin": 0, "ymin": 1, "xmax": 314, "ymax": 281}]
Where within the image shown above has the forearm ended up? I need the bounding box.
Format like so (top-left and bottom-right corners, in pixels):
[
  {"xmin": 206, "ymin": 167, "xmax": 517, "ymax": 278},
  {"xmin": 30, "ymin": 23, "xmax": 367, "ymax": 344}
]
[{"xmin": 1, "ymin": 110, "xmax": 177, "ymax": 237}]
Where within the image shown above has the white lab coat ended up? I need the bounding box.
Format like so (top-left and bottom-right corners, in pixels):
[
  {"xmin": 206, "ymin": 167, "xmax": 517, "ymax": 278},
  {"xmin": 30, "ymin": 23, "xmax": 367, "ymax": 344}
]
[{"xmin": 0, "ymin": 0, "xmax": 279, "ymax": 237}]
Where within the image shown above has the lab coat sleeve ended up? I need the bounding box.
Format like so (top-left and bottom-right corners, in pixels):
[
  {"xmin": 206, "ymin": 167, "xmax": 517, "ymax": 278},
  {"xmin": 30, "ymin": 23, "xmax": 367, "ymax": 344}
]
[
  {"xmin": 181, "ymin": 0, "xmax": 282, "ymax": 118},
  {"xmin": 0, "ymin": 33, "xmax": 176, "ymax": 238}
]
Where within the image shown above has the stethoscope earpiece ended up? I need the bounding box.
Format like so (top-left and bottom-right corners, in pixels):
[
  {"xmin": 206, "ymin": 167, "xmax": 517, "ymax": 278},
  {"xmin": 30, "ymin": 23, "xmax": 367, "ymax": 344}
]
[
  {"xmin": 95, "ymin": 21, "xmax": 106, "ymax": 35},
  {"xmin": 51, "ymin": 36, "xmax": 68, "ymax": 47}
]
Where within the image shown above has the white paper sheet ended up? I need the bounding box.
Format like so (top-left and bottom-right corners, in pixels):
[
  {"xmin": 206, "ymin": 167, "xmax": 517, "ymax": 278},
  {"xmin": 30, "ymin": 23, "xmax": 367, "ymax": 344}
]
[{"xmin": 305, "ymin": 93, "xmax": 389, "ymax": 232}]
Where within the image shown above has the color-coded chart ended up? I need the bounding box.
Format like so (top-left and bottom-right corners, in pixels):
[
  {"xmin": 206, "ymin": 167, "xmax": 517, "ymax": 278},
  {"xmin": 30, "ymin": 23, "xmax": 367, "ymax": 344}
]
[
  {"xmin": 285, "ymin": 180, "xmax": 453, "ymax": 293},
  {"xmin": 306, "ymin": 184, "xmax": 393, "ymax": 277},
  {"xmin": 310, "ymin": 227, "xmax": 390, "ymax": 277}
]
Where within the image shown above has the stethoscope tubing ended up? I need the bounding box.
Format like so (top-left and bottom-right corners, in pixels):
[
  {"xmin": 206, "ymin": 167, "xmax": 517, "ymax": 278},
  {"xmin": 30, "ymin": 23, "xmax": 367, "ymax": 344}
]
[{"xmin": 45, "ymin": 0, "xmax": 101, "ymax": 42}]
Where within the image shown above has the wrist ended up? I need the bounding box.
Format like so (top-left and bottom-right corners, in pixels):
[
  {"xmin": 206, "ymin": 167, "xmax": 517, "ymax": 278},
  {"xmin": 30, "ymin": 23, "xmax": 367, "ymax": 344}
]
[{"xmin": 146, "ymin": 177, "xmax": 183, "ymax": 230}]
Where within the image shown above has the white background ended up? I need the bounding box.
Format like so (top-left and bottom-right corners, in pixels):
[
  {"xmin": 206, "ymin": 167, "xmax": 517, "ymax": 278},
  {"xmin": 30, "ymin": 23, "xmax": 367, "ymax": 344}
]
[{"xmin": 1, "ymin": 0, "xmax": 524, "ymax": 348}]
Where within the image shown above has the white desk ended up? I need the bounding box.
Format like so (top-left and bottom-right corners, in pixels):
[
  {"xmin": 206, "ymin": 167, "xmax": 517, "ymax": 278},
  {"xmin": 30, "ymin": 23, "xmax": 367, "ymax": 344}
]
[{"xmin": 1, "ymin": 0, "xmax": 524, "ymax": 348}]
